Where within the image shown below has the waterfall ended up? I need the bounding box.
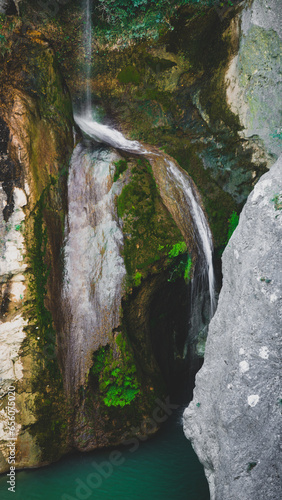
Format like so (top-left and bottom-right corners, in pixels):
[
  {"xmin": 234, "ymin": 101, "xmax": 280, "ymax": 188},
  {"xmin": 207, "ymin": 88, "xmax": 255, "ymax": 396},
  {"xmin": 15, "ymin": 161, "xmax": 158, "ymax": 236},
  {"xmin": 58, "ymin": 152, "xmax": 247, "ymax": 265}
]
[
  {"xmin": 64, "ymin": 5, "xmax": 216, "ymax": 391},
  {"xmin": 62, "ymin": 144, "xmax": 126, "ymax": 391},
  {"xmin": 74, "ymin": 117, "xmax": 216, "ymax": 320},
  {"xmin": 165, "ymin": 160, "xmax": 216, "ymax": 317},
  {"xmin": 74, "ymin": 115, "xmax": 146, "ymax": 153},
  {"xmin": 84, "ymin": 0, "xmax": 92, "ymax": 115}
]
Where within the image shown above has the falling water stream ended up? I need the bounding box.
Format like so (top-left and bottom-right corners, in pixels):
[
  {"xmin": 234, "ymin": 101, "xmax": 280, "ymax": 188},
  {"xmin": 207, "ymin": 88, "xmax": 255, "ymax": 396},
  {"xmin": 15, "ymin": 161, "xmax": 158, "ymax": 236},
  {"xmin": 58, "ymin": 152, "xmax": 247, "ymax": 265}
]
[
  {"xmin": 85, "ymin": 0, "xmax": 92, "ymax": 114},
  {"xmin": 72, "ymin": 114, "xmax": 216, "ymax": 322},
  {"xmin": 78, "ymin": 0, "xmax": 215, "ymax": 317}
]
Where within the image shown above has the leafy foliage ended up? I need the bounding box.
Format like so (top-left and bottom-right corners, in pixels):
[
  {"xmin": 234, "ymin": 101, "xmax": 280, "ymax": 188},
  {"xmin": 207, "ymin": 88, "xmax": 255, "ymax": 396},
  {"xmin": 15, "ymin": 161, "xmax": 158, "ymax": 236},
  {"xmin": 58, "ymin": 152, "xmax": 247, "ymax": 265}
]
[
  {"xmin": 226, "ymin": 211, "xmax": 239, "ymax": 242},
  {"xmin": 96, "ymin": 0, "xmax": 234, "ymax": 26},
  {"xmin": 91, "ymin": 334, "xmax": 140, "ymax": 407},
  {"xmin": 133, "ymin": 271, "xmax": 142, "ymax": 287},
  {"xmin": 168, "ymin": 241, "xmax": 187, "ymax": 258}
]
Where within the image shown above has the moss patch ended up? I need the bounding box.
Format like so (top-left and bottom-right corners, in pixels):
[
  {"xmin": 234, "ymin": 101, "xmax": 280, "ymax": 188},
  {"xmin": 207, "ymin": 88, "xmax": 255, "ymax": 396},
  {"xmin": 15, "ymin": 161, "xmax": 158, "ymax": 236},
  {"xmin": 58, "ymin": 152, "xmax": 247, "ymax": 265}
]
[
  {"xmin": 23, "ymin": 183, "xmax": 68, "ymax": 462},
  {"xmin": 117, "ymin": 157, "xmax": 189, "ymax": 285}
]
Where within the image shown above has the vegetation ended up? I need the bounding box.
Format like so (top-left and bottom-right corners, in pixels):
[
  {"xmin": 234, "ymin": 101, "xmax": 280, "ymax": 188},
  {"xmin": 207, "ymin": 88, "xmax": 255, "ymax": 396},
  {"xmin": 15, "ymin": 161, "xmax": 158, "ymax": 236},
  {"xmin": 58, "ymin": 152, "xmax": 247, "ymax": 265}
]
[
  {"xmin": 168, "ymin": 241, "xmax": 187, "ymax": 258},
  {"xmin": 272, "ymin": 194, "xmax": 282, "ymax": 211},
  {"xmin": 23, "ymin": 180, "xmax": 67, "ymax": 462},
  {"xmin": 163, "ymin": 241, "xmax": 192, "ymax": 283},
  {"xmin": 116, "ymin": 158, "xmax": 187, "ymax": 286},
  {"xmin": 24, "ymin": 185, "xmax": 55, "ymax": 354},
  {"xmin": 0, "ymin": 13, "xmax": 18, "ymax": 60},
  {"xmin": 226, "ymin": 211, "xmax": 239, "ymax": 242},
  {"xmin": 113, "ymin": 159, "xmax": 128, "ymax": 182},
  {"xmin": 96, "ymin": 0, "xmax": 235, "ymax": 25},
  {"xmin": 90, "ymin": 334, "xmax": 140, "ymax": 407}
]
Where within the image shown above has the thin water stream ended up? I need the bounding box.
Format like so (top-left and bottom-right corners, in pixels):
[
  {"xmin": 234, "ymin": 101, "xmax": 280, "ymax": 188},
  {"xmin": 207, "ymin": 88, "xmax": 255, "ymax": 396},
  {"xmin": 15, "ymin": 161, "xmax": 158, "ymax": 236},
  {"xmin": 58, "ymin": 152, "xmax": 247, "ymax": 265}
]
[{"xmin": 73, "ymin": 114, "xmax": 216, "ymax": 320}]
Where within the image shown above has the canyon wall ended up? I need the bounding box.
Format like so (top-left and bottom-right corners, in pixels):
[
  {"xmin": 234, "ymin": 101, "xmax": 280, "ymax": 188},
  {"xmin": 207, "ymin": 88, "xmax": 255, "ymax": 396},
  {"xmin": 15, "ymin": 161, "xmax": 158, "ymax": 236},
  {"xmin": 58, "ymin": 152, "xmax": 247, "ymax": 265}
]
[
  {"xmin": 183, "ymin": 3, "xmax": 282, "ymax": 498},
  {"xmin": 184, "ymin": 155, "xmax": 282, "ymax": 500}
]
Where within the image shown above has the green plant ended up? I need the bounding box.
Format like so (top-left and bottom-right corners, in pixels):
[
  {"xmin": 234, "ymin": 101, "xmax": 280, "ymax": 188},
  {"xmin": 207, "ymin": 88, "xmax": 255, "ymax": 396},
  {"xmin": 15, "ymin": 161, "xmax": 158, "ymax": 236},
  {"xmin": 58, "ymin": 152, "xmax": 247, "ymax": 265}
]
[
  {"xmin": 133, "ymin": 271, "xmax": 142, "ymax": 287},
  {"xmin": 168, "ymin": 241, "xmax": 187, "ymax": 258},
  {"xmin": 167, "ymin": 241, "xmax": 192, "ymax": 283},
  {"xmin": 91, "ymin": 334, "xmax": 140, "ymax": 407},
  {"xmin": 226, "ymin": 211, "xmax": 239, "ymax": 242},
  {"xmin": 184, "ymin": 256, "xmax": 192, "ymax": 281},
  {"xmin": 91, "ymin": 346, "xmax": 109, "ymax": 376}
]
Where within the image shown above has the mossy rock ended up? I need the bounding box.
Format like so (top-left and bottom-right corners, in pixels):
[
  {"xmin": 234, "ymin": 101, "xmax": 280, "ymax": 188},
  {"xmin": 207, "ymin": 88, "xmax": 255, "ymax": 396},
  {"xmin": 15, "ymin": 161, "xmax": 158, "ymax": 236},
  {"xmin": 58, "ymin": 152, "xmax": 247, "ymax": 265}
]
[{"xmin": 116, "ymin": 157, "xmax": 188, "ymax": 283}]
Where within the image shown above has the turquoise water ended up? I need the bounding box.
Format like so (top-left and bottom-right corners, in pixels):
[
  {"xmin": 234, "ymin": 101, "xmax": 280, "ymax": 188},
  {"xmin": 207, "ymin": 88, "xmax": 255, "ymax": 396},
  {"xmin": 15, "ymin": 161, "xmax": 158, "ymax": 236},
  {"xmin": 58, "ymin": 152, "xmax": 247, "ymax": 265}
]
[{"xmin": 0, "ymin": 410, "xmax": 209, "ymax": 500}]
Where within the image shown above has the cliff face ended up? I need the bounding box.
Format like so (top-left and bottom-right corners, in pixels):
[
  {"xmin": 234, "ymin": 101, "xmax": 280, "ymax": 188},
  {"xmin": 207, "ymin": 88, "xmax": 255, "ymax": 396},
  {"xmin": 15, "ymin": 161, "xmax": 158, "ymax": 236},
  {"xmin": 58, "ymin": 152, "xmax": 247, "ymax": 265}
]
[
  {"xmin": 225, "ymin": 0, "xmax": 282, "ymax": 163},
  {"xmin": 183, "ymin": 2, "xmax": 282, "ymax": 499},
  {"xmin": 183, "ymin": 155, "xmax": 282, "ymax": 499},
  {"xmin": 0, "ymin": 29, "xmax": 73, "ymax": 471}
]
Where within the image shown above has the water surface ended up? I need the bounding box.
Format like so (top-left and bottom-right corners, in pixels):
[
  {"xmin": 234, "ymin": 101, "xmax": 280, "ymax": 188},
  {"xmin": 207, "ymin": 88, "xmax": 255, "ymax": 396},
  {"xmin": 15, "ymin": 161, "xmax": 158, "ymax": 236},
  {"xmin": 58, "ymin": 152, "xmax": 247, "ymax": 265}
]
[{"xmin": 0, "ymin": 411, "xmax": 209, "ymax": 500}]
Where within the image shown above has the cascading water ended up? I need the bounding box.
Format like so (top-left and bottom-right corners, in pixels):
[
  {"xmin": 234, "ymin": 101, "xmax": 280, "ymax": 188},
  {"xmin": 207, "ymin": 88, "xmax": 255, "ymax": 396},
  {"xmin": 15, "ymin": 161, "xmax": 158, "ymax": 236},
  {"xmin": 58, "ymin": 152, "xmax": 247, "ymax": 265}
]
[
  {"xmin": 74, "ymin": 115, "xmax": 216, "ymax": 320},
  {"xmin": 84, "ymin": 0, "xmax": 92, "ymax": 115},
  {"xmin": 62, "ymin": 144, "xmax": 126, "ymax": 391},
  {"xmin": 165, "ymin": 160, "xmax": 216, "ymax": 317}
]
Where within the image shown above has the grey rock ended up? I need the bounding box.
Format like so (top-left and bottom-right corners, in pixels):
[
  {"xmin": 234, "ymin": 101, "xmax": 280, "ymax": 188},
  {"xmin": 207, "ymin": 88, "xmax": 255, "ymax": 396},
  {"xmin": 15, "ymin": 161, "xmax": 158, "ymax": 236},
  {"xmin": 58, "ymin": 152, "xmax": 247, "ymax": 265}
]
[
  {"xmin": 0, "ymin": 0, "xmax": 17, "ymax": 14},
  {"xmin": 183, "ymin": 155, "xmax": 282, "ymax": 500},
  {"xmin": 226, "ymin": 0, "xmax": 282, "ymax": 160}
]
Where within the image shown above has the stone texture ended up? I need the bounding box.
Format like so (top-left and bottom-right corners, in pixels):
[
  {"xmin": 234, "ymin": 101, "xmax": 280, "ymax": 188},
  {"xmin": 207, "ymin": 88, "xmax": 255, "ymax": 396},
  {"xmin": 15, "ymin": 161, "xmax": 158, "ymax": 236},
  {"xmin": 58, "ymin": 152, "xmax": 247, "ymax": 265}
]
[
  {"xmin": 0, "ymin": 0, "xmax": 16, "ymax": 15},
  {"xmin": 0, "ymin": 30, "xmax": 73, "ymax": 472},
  {"xmin": 226, "ymin": 0, "xmax": 282, "ymax": 162},
  {"xmin": 62, "ymin": 145, "xmax": 126, "ymax": 392},
  {"xmin": 183, "ymin": 155, "xmax": 282, "ymax": 500}
]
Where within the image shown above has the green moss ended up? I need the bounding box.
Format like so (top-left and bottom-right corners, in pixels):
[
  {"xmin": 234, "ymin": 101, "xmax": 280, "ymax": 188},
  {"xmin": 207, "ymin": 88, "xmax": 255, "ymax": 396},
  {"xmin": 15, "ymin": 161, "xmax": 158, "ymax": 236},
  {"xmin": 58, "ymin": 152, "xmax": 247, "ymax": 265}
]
[
  {"xmin": 23, "ymin": 182, "xmax": 68, "ymax": 462},
  {"xmin": 117, "ymin": 158, "xmax": 185, "ymax": 284},
  {"xmin": 113, "ymin": 159, "xmax": 128, "ymax": 182},
  {"xmin": 25, "ymin": 187, "xmax": 53, "ymax": 350},
  {"xmin": 118, "ymin": 65, "xmax": 141, "ymax": 85}
]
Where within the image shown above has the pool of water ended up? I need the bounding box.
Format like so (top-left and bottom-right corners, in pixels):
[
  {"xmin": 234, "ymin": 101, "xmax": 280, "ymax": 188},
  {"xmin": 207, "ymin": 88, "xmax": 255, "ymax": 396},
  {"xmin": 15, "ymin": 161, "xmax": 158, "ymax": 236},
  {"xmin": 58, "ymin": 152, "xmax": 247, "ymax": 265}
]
[{"xmin": 0, "ymin": 409, "xmax": 210, "ymax": 500}]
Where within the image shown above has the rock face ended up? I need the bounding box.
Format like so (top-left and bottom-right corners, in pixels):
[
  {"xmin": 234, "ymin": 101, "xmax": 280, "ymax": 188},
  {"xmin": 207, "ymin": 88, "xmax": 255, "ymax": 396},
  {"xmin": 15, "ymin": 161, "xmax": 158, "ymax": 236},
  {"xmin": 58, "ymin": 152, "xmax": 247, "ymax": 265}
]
[
  {"xmin": 183, "ymin": 155, "xmax": 282, "ymax": 500},
  {"xmin": 0, "ymin": 0, "xmax": 17, "ymax": 15},
  {"xmin": 0, "ymin": 29, "xmax": 73, "ymax": 471},
  {"xmin": 226, "ymin": 0, "xmax": 282, "ymax": 163}
]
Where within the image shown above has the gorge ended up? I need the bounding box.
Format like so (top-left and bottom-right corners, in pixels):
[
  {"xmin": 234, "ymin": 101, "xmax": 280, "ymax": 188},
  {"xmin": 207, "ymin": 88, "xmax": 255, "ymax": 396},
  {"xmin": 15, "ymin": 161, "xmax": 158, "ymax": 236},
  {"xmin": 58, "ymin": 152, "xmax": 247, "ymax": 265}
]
[{"xmin": 0, "ymin": 0, "xmax": 281, "ymax": 499}]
